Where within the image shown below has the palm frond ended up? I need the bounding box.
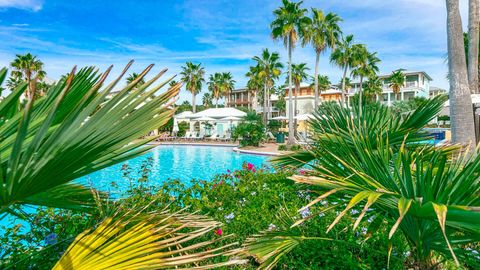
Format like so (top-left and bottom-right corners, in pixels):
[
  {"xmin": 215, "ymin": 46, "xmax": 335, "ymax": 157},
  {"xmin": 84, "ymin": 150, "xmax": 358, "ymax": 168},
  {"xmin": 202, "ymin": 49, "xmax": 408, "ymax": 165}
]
[
  {"xmin": 0, "ymin": 61, "xmax": 179, "ymax": 213},
  {"xmin": 53, "ymin": 206, "xmax": 246, "ymax": 270}
]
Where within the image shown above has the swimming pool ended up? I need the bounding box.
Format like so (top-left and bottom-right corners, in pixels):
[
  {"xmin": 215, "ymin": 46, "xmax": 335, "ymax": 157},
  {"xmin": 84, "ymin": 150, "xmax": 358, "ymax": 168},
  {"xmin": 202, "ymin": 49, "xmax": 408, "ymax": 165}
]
[
  {"xmin": 77, "ymin": 145, "xmax": 270, "ymax": 195},
  {"xmin": 1, "ymin": 145, "xmax": 270, "ymax": 231}
]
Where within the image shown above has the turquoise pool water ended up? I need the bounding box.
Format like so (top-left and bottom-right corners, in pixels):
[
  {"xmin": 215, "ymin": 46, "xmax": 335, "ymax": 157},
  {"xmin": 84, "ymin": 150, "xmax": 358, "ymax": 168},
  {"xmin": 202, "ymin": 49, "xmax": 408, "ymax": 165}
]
[
  {"xmin": 78, "ymin": 145, "xmax": 269, "ymax": 195},
  {"xmin": 1, "ymin": 145, "xmax": 269, "ymax": 231}
]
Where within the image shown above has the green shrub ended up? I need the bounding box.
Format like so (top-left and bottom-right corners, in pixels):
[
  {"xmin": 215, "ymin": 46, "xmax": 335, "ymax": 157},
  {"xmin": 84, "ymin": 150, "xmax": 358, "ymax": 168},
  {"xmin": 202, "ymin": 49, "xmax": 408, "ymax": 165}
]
[
  {"xmin": 177, "ymin": 121, "xmax": 189, "ymax": 137},
  {"xmin": 2, "ymin": 162, "xmax": 407, "ymax": 269},
  {"xmin": 278, "ymin": 144, "xmax": 287, "ymax": 151},
  {"xmin": 232, "ymin": 112, "xmax": 265, "ymax": 147},
  {"xmin": 289, "ymin": 144, "xmax": 301, "ymax": 151}
]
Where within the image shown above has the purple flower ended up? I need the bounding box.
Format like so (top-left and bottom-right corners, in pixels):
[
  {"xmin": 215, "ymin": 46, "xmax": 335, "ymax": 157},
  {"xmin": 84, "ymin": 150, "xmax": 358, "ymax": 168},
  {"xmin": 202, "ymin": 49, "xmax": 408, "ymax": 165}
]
[{"xmin": 44, "ymin": 233, "xmax": 57, "ymax": 245}]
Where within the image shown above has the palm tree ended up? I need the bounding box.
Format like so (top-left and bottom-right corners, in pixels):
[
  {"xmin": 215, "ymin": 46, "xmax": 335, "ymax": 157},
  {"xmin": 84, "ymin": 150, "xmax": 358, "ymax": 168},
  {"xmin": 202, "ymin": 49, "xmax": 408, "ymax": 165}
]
[
  {"xmin": 290, "ymin": 63, "xmax": 310, "ymax": 119},
  {"xmin": 303, "ymin": 9, "xmax": 342, "ymax": 107},
  {"xmin": 208, "ymin": 73, "xmax": 223, "ymax": 108},
  {"xmin": 220, "ymin": 72, "xmax": 235, "ymax": 107},
  {"xmin": 468, "ymin": 0, "xmax": 479, "ymax": 94},
  {"xmin": 252, "ymin": 49, "xmax": 283, "ymax": 125},
  {"xmin": 364, "ymin": 75, "xmax": 383, "ymax": 101},
  {"xmin": 180, "ymin": 62, "xmax": 205, "ymax": 113},
  {"xmin": 10, "ymin": 53, "xmax": 46, "ymax": 99},
  {"xmin": 246, "ymin": 65, "xmax": 262, "ymax": 110},
  {"xmin": 388, "ymin": 70, "xmax": 405, "ymax": 101},
  {"xmin": 202, "ymin": 92, "xmax": 213, "ymax": 108},
  {"xmin": 351, "ymin": 47, "xmax": 380, "ymax": 112},
  {"xmin": 126, "ymin": 72, "xmax": 145, "ymax": 87},
  {"xmin": 446, "ymin": 0, "xmax": 476, "ymax": 145},
  {"xmin": 310, "ymin": 74, "xmax": 331, "ymax": 95},
  {"xmin": 330, "ymin": 35, "xmax": 355, "ymax": 106},
  {"xmin": 271, "ymin": 0, "xmax": 310, "ymax": 144}
]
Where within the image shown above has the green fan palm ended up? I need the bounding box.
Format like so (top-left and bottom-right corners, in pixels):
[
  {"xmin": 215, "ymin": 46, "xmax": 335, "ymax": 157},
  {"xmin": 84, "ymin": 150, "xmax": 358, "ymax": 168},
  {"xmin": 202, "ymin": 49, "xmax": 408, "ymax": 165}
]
[
  {"xmin": 180, "ymin": 62, "xmax": 205, "ymax": 113},
  {"xmin": 0, "ymin": 62, "xmax": 179, "ymax": 214},
  {"xmin": 263, "ymin": 95, "xmax": 480, "ymax": 268}
]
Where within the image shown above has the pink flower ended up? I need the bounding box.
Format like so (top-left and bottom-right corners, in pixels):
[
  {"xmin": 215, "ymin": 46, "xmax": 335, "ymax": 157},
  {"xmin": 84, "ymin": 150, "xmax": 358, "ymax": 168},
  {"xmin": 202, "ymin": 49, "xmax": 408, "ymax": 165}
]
[
  {"xmin": 247, "ymin": 163, "xmax": 256, "ymax": 172},
  {"xmin": 214, "ymin": 228, "xmax": 223, "ymax": 236},
  {"xmin": 299, "ymin": 169, "xmax": 305, "ymax": 175},
  {"xmin": 227, "ymin": 169, "xmax": 231, "ymax": 173}
]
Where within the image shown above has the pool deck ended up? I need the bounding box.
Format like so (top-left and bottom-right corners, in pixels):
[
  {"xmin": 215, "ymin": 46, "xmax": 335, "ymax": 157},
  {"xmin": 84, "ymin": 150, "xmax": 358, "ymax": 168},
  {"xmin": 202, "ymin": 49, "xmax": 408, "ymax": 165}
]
[{"xmin": 148, "ymin": 140, "xmax": 284, "ymax": 156}]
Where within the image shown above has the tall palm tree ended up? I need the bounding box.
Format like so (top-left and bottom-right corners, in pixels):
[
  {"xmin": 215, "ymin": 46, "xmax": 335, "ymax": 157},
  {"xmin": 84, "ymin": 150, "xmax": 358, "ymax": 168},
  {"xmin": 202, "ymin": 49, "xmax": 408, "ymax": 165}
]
[
  {"xmin": 126, "ymin": 72, "xmax": 146, "ymax": 87},
  {"xmin": 290, "ymin": 63, "xmax": 310, "ymax": 118},
  {"xmin": 271, "ymin": 0, "xmax": 310, "ymax": 144},
  {"xmin": 220, "ymin": 72, "xmax": 235, "ymax": 107},
  {"xmin": 310, "ymin": 74, "xmax": 331, "ymax": 95},
  {"xmin": 252, "ymin": 49, "xmax": 283, "ymax": 125},
  {"xmin": 468, "ymin": 0, "xmax": 479, "ymax": 94},
  {"xmin": 330, "ymin": 35, "xmax": 355, "ymax": 106},
  {"xmin": 388, "ymin": 70, "xmax": 405, "ymax": 101},
  {"xmin": 303, "ymin": 9, "xmax": 342, "ymax": 107},
  {"xmin": 246, "ymin": 65, "xmax": 262, "ymax": 110},
  {"xmin": 202, "ymin": 92, "xmax": 213, "ymax": 108},
  {"xmin": 180, "ymin": 62, "xmax": 205, "ymax": 113},
  {"xmin": 446, "ymin": 0, "xmax": 476, "ymax": 145},
  {"xmin": 351, "ymin": 47, "xmax": 380, "ymax": 112},
  {"xmin": 208, "ymin": 73, "xmax": 223, "ymax": 108},
  {"xmin": 364, "ymin": 75, "xmax": 383, "ymax": 101},
  {"xmin": 10, "ymin": 53, "xmax": 46, "ymax": 99}
]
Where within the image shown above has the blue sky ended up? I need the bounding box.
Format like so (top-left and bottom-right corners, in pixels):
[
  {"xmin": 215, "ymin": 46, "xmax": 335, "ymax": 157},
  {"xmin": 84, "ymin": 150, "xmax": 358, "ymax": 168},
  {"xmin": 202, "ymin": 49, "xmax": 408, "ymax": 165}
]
[{"xmin": 0, "ymin": 0, "xmax": 469, "ymax": 102}]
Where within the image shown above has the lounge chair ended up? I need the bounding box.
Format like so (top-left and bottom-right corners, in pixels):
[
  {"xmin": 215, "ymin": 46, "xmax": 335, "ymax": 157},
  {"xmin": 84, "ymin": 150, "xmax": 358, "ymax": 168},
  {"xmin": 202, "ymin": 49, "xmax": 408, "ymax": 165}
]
[
  {"xmin": 207, "ymin": 133, "xmax": 219, "ymax": 141},
  {"xmin": 181, "ymin": 131, "xmax": 192, "ymax": 141},
  {"xmin": 191, "ymin": 132, "xmax": 203, "ymax": 141},
  {"xmin": 266, "ymin": 131, "xmax": 276, "ymax": 143}
]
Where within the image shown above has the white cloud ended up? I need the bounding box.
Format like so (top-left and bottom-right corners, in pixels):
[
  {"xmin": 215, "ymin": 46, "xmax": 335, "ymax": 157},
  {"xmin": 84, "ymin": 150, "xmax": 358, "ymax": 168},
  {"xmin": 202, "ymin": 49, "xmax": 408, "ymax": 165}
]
[{"xmin": 0, "ymin": 0, "xmax": 43, "ymax": 11}]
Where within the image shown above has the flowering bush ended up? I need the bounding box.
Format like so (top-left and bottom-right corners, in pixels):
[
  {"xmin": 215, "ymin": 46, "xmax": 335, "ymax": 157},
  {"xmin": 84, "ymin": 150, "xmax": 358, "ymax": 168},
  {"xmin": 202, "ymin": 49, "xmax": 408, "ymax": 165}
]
[{"xmin": 2, "ymin": 161, "xmax": 408, "ymax": 269}]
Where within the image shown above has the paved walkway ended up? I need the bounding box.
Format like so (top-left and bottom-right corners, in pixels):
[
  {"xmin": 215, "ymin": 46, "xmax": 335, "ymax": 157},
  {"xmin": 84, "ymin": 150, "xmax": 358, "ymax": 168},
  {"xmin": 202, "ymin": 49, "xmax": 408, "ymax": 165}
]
[{"xmin": 147, "ymin": 140, "xmax": 284, "ymax": 156}]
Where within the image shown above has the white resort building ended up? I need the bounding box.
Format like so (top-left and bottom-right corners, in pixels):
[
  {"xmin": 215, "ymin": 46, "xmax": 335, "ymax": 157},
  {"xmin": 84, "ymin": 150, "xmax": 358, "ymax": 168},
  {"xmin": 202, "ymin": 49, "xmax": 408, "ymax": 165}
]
[{"xmin": 349, "ymin": 71, "xmax": 433, "ymax": 106}]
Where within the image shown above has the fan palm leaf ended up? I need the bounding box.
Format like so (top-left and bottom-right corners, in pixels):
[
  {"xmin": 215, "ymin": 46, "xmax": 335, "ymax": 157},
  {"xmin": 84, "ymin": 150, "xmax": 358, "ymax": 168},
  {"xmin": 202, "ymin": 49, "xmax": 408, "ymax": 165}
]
[
  {"xmin": 0, "ymin": 61, "xmax": 180, "ymax": 214},
  {"xmin": 53, "ymin": 206, "xmax": 246, "ymax": 270}
]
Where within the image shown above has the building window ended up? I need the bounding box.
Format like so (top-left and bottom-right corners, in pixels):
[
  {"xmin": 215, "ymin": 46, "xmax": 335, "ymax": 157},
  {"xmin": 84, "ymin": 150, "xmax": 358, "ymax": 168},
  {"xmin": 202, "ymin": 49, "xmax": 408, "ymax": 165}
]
[
  {"xmin": 404, "ymin": 91, "xmax": 415, "ymax": 100},
  {"xmin": 382, "ymin": 94, "xmax": 388, "ymax": 102}
]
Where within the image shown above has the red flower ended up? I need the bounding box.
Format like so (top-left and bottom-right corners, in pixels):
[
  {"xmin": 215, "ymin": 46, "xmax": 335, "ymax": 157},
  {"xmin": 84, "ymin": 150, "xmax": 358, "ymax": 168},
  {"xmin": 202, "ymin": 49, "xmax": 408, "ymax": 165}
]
[
  {"xmin": 214, "ymin": 228, "xmax": 223, "ymax": 236},
  {"xmin": 247, "ymin": 163, "xmax": 256, "ymax": 172}
]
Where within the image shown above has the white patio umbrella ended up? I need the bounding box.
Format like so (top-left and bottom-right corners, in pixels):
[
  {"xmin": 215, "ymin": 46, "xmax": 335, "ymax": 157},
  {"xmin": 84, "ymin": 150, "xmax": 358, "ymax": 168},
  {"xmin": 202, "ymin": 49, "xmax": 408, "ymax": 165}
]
[
  {"xmin": 220, "ymin": 116, "xmax": 241, "ymax": 131},
  {"xmin": 272, "ymin": 116, "xmax": 288, "ymax": 120},
  {"xmin": 294, "ymin": 114, "xmax": 313, "ymax": 121}
]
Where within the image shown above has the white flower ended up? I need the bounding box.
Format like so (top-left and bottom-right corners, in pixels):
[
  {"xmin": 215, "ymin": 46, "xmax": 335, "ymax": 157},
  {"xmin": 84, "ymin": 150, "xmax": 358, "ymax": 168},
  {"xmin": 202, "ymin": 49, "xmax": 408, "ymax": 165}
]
[
  {"xmin": 268, "ymin": 223, "xmax": 277, "ymax": 231},
  {"xmin": 300, "ymin": 208, "xmax": 311, "ymax": 219},
  {"xmin": 251, "ymin": 191, "xmax": 256, "ymax": 196},
  {"xmin": 224, "ymin": 213, "xmax": 235, "ymax": 222},
  {"xmin": 350, "ymin": 209, "xmax": 359, "ymax": 215}
]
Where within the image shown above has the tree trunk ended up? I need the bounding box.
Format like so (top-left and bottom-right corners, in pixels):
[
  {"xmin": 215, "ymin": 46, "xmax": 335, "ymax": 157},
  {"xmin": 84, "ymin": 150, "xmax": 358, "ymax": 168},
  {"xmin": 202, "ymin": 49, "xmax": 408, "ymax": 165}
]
[
  {"xmin": 314, "ymin": 52, "xmax": 320, "ymax": 108},
  {"xmin": 192, "ymin": 92, "xmax": 196, "ymax": 113},
  {"xmin": 216, "ymin": 98, "xmax": 218, "ymax": 108},
  {"xmin": 247, "ymin": 91, "xmax": 251, "ymax": 110},
  {"xmin": 287, "ymin": 38, "xmax": 295, "ymax": 145},
  {"xmin": 263, "ymin": 82, "xmax": 268, "ymax": 126},
  {"xmin": 294, "ymin": 84, "xmax": 299, "ymax": 135},
  {"xmin": 468, "ymin": 0, "xmax": 479, "ymax": 94},
  {"xmin": 358, "ymin": 76, "xmax": 363, "ymax": 116},
  {"xmin": 341, "ymin": 65, "xmax": 348, "ymax": 106},
  {"xmin": 446, "ymin": 0, "xmax": 476, "ymax": 147}
]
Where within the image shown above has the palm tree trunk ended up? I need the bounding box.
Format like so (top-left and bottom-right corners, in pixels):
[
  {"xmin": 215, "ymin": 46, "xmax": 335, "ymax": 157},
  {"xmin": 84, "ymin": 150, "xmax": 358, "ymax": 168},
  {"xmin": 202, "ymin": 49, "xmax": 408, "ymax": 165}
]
[
  {"xmin": 468, "ymin": 0, "xmax": 479, "ymax": 94},
  {"xmin": 341, "ymin": 65, "xmax": 348, "ymax": 106},
  {"xmin": 294, "ymin": 84, "xmax": 299, "ymax": 135},
  {"xmin": 192, "ymin": 92, "xmax": 196, "ymax": 113},
  {"xmin": 358, "ymin": 76, "xmax": 363, "ymax": 116},
  {"xmin": 287, "ymin": 38, "xmax": 295, "ymax": 145},
  {"xmin": 216, "ymin": 98, "xmax": 218, "ymax": 108},
  {"xmin": 314, "ymin": 52, "xmax": 320, "ymax": 108},
  {"xmin": 263, "ymin": 82, "xmax": 268, "ymax": 126},
  {"xmin": 247, "ymin": 91, "xmax": 251, "ymax": 110},
  {"xmin": 446, "ymin": 0, "xmax": 476, "ymax": 146}
]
